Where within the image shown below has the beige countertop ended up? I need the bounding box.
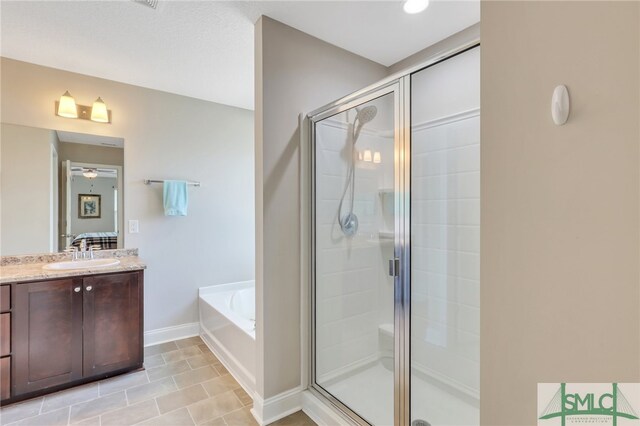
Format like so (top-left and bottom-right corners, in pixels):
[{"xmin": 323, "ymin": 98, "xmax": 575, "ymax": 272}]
[{"xmin": 0, "ymin": 256, "xmax": 146, "ymax": 284}]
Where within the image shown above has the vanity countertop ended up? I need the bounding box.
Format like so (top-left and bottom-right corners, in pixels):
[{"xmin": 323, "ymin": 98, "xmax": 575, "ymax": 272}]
[{"xmin": 0, "ymin": 256, "xmax": 146, "ymax": 284}]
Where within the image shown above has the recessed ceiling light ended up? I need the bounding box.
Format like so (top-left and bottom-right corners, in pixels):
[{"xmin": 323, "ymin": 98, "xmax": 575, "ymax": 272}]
[{"xmin": 403, "ymin": 0, "xmax": 429, "ymax": 14}]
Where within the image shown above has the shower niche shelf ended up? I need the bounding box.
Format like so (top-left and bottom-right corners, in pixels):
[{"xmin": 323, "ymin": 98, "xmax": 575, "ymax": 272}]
[{"xmin": 378, "ymin": 231, "xmax": 394, "ymax": 240}]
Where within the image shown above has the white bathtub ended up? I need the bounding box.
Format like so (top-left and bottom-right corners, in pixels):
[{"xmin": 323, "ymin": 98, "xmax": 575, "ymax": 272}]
[{"xmin": 199, "ymin": 280, "xmax": 255, "ymax": 394}]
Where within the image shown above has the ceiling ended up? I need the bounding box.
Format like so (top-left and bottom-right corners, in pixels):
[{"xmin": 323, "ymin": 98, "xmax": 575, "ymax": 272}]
[{"xmin": 0, "ymin": 1, "xmax": 479, "ymax": 110}]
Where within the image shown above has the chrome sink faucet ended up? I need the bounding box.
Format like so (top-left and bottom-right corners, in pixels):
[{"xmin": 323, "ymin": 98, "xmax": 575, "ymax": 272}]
[
  {"xmin": 79, "ymin": 239, "xmax": 95, "ymax": 260},
  {"xmin": 64, "ymin": 239, "xmax": 94, "ymax": 260},
  {"xmin": 64, "ymin": 240, "xmax": 94, "ymax": 260}
]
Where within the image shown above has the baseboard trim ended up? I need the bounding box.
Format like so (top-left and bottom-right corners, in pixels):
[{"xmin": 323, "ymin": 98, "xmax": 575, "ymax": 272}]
[
  {"xmin": 301, "ymin": 390, "xmax": 353, "ymax": 426},
  {"xmin": 200, "ymin": 329, "xmax": 256, "ymax": 397},
  {"xmin": 251, "ymin": 387, "xmax": 303, "ymax": 426},
  {"xmin": 144, "ymin": 322, "xmax": 200, "ymax": 347}
]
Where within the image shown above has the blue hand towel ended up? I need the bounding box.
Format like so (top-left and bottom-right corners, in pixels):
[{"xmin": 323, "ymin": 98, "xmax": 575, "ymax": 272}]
[{"xmin": 163, "ymin": 180, "xmax": 188, "ymax": 216}]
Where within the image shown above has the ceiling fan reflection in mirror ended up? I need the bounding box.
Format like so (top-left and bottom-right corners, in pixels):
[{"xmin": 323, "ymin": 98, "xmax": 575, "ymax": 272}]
[{"xmin": 70, "ymin": 166, "xmax": 117, "ymax": 180}]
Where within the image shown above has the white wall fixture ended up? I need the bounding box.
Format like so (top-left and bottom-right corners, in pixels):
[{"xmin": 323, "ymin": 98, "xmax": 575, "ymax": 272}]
[
  {"xmin": 551, "ymin": 85, "xmax": 570, "ymax": 125},
  {"xmin": 403, "ymin": 0, "xmax": 429, "ymax": 14}
]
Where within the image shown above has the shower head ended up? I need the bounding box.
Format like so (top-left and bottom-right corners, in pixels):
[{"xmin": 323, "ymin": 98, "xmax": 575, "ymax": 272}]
[
  {"xmin": 352, "ymin": 105, "xmax": 378, "ymax": 142},
  {"xmin": 355, "ymin": 106, "xmax": 378, "ymax": 126}
]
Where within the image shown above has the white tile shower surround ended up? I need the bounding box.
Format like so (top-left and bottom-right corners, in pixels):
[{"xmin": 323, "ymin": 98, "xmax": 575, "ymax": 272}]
[
  {"xmin": 411, "ymin": 112, "xmax": 480, "ymax": 395},
  {"xmin": 0, "ymin": 337, "xmax": 315, "ymax": 426},
  {"xmin": 315, "ymin": 112, "xmax": 479, "ymax": 390},
  {"xmin": 315, "ymin": 115, "xmax": 395, "ymax": 379},
  {"xmin": 324, "ymin": 360, "xmax": 478, "ymax": 426}
]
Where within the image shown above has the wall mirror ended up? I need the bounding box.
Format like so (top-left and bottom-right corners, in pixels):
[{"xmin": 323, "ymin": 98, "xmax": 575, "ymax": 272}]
[{"xmin": 1, "ymin": 123, "xmax": 125, "ymax": 256}]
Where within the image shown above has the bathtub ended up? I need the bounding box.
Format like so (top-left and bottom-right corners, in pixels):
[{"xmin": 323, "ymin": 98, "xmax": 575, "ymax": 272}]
[{"xmin": 199, "ymin": 280, "xmax": 255, "ymax": 394}]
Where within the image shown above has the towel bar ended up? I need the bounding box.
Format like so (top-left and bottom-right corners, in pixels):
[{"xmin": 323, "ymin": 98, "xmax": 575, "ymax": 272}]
[{"xmin": 144, "ymin": 179, "xmax": 201, "ymax": 187}]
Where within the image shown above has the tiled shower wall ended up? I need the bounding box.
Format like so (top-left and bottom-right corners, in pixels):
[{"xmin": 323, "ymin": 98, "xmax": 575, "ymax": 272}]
[
  {"xmin": 411, "ymin": 112, "xmax": 480, "ymax": 396},
  {"xmin": 315, "ymin": 116, "xmax": 394, "ymax": 381}
]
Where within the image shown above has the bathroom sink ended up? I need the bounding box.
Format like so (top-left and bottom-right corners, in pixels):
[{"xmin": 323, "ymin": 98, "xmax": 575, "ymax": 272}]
[{"xmin": 43, "ymin": 258, "xmax": 120, "ymax": 271}]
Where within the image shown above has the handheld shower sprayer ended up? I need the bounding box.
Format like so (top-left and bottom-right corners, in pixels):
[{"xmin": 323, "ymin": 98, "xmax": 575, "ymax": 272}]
[{"xmin": 338, "ymin": 105, "xmax": 378, "ymax": 237}]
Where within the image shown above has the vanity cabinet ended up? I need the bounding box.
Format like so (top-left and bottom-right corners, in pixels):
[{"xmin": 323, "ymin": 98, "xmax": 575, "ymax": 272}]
[
  {"xmin": 3, "ymin": 270, "xmax": 143, "ymax": 404},
  {"xmin": 14, "ymin": 278, "xmax": 84, "ymax": 395}
]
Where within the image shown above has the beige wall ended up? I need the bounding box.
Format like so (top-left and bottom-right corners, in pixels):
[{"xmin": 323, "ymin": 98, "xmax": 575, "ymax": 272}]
[
  {"xmin": 389, "ymin": 22, "xmax": 480, "ymax": 75},
  {"xmin": 481, "ymin": 2, "xmax": 640, "ymax": 425},
  {"xmin": 59, "ymin": 142, "xmax": 124, "ymax": 166},
  {"xmin": 255, "ymin": 16, "xmax": 388, "ymax": 401},
  {"xmin": 1, "ymin": 123, "xmax": 56, "ymax": 255},
  {"xmin": 1, "ymin": 58, "xmax": 255, "ymax": 333}
]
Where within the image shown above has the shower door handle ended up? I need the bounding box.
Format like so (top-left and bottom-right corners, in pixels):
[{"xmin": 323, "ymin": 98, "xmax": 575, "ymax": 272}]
[{"xmin": 388, "ymin": 258, "xmax": 400, "ymax": 277}]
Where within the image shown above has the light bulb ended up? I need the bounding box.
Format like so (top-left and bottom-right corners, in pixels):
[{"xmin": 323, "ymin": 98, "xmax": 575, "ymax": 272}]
[
  {"xmin": 363, "ymin": 150, "xmax": 372, "ymax": 162},
  {"xmin": 403, "ymin": 0, "xmax": 429, "ymax": 14},
  {"xmin": 373, "ymin": 152, "xmax": 381, "ymax": 164},
  {"xmin": 57, "ymin": 91, "xmax": 78, "ymax": 118}
]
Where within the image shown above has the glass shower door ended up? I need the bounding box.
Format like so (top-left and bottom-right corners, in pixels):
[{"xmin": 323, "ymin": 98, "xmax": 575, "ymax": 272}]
[
  {"xmin": 312, "ymin": 88, "xmax": 399, "ymax": 426},
  {"xmin": 410, "ymin": 46, "xmax": 480, "ymax": 426}
]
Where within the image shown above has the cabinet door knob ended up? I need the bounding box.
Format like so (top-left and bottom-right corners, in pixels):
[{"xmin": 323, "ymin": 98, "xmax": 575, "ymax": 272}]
[
  {"xmin": 86, "ymin": 286, "xmax": 93, "ymax": 292},
  {"xmin": 74, "ymin": 287, "xmax": 81, "ymax": 293}
]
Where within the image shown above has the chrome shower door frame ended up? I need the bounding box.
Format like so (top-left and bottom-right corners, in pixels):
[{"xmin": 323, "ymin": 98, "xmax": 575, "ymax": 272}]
[{"xmin": 308, "ymin": 78, "xmax": 410, "ymax": 426}]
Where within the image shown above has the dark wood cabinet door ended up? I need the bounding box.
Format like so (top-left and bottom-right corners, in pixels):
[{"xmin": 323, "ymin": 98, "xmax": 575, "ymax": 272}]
[
  {"xmin": 1, "ymin": 356, "xmax": 10, "ymax": 400},
  {"xmin": 0, "ymin": 285, "xmax": 10, "ymax": 311},
  {"xmin": 0, "ymin": 313, "xmax": 10, "ymax": 357},
  {"xmin": 83, "ymin": 272, "xmax": 142, "ymax": 377},
  {"xmin": 14, "ymin": 279, "xmax": 83, "ymax": 395}
]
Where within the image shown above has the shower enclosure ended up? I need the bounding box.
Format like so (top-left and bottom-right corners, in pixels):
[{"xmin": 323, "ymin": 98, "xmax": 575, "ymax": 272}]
[{"xmin": 308, "ymin": 44, "xmax": 480, "ymax": 426}]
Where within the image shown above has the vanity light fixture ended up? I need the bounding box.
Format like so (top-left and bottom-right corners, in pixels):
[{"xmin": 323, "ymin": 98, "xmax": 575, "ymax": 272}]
[
  {"xmin": 56, "ymin": 92, "xmax": 112, "ymax": 123},
  {"xmin": 363, "ymin": 150, "xmax": 373, "ymax": 162},
  {"xmin": 403, "ymin": 0, "xmax": 429, "ymax": 14},
  {"xmin": 373, "ymin": 152, "xmax": 381, "ymax": 164}
]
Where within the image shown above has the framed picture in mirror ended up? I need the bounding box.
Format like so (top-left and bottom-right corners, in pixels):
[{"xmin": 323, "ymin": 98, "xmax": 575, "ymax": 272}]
[{"xmin": 78, "ymin": 194, "xmax": 101, "ymax": 219}]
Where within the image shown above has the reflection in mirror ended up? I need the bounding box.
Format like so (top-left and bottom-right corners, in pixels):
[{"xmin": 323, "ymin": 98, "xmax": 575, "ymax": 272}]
[{"xmin": 0, "ymin": 124, "xmax": 124, "ymax": 256}]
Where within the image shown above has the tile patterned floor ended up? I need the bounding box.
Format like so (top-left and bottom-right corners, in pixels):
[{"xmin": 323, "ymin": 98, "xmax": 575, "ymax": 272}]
[{"xmin": 0, "ymin": 337, "xmax": 316, "ymax": 426}]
